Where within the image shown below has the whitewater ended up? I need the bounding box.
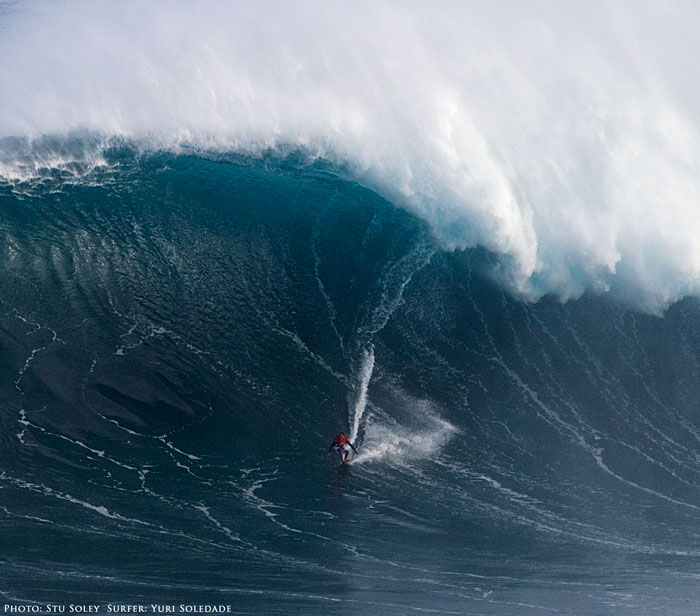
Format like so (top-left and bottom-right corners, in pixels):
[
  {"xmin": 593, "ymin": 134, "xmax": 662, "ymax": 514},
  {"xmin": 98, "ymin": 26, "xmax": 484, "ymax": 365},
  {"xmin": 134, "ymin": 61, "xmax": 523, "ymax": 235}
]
[
  {"xmin": 5, "ymin": 0, "xmax": 700, "ymax": 309},
  {"xmin": 3, "ymin": 1, "xmax": 700, "ymax": 614}
]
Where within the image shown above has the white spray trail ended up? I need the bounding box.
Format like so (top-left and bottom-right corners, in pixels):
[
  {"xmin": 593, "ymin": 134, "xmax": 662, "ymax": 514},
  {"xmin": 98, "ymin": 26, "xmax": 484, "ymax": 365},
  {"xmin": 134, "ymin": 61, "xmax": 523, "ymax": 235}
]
[
  {"xmin": 349, "ymin": 345, "xmax": 375, "ymax": 443},
  {"xmin": 347, "ymin": 244, "xmax": 434, "ymax": 444}
]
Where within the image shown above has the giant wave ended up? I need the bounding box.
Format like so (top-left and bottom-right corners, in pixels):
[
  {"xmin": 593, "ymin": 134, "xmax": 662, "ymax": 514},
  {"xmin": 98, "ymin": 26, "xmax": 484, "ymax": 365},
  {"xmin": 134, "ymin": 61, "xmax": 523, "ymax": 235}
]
[{"xmin": 4, "ymin": 2, "xmax": 700, "ymax": 614}]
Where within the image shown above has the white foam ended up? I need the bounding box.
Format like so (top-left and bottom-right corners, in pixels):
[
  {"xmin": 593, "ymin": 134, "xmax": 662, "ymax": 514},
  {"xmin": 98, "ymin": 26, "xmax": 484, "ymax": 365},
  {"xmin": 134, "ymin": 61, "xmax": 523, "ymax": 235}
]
[{"xmin": 3, "ymin": 1, "xmax": 700, "ymax": 310}]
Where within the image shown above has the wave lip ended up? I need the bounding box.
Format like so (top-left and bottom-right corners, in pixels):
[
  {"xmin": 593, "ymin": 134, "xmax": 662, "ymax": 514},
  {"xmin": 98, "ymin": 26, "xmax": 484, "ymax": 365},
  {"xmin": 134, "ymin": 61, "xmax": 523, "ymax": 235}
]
[{"xmin": 4, "ymin": 1, "xmax": 700, "ymax": 310}]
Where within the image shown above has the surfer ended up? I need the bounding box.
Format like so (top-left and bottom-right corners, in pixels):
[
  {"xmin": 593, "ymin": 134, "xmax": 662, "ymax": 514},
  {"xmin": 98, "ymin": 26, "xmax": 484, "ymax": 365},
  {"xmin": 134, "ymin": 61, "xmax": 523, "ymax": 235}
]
[{"xmin": 327, "ymin": 432, "xmax": 358, "ymax": 464}]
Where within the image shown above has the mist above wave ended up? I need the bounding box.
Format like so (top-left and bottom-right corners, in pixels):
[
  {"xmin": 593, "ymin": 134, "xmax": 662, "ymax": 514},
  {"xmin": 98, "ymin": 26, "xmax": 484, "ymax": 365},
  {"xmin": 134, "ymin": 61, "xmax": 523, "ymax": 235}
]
[{"xmin": 2, "ymin": 0, "xmax": 700, "ymax": 311}]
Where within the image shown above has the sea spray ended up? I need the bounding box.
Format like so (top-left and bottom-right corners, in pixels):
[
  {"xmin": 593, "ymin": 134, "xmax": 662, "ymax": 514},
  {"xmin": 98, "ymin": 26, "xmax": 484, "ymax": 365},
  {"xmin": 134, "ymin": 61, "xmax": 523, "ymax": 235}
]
[{"xmin": 352, "ymin": 396, "xmax": 457, "ymax": 466}]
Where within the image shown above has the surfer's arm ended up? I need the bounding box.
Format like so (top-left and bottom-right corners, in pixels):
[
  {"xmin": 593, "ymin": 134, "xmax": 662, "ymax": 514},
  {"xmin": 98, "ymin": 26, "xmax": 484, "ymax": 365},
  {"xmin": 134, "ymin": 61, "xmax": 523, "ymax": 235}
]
[{"xmin": 350, "ymin": 442, "xmax": 359, "ymax": 454}]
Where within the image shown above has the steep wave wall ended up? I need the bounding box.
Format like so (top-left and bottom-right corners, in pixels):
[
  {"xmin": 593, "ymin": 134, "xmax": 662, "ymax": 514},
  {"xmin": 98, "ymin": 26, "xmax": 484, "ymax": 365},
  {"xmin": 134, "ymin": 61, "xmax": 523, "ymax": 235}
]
[{"xmin": 2, "ymin": 153, "xmax": 700, "ymax": 611}]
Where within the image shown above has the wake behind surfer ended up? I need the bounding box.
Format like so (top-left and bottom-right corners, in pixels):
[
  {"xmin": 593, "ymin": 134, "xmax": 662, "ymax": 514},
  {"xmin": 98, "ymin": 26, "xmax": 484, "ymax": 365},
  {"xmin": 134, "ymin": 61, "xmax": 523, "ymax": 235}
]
[{"xmin": 328, "ymin": 432, "xmax": 358, "ymax": 464}]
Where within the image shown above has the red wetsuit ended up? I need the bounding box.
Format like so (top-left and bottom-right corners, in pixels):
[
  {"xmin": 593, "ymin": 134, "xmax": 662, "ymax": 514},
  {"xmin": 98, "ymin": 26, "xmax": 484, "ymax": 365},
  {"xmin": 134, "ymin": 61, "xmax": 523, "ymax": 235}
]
[{"xmin": 332, "ymin": 434, "xmax": 350, "ymax": 449}]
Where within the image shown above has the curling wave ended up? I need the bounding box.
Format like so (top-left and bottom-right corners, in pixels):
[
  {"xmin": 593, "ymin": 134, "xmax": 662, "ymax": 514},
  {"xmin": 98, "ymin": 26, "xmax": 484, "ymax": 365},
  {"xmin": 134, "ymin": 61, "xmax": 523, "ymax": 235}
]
[{"xmin": 3, "ymin": 1, "xmax": 700, "ymax": 309}]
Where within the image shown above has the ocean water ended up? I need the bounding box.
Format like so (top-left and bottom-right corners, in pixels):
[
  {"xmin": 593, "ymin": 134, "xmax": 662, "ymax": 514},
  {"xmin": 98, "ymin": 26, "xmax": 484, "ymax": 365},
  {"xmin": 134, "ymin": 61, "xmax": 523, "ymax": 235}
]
[{"xmin": 3, "ymin": 2, "xmax": 700, "ymax": 615}]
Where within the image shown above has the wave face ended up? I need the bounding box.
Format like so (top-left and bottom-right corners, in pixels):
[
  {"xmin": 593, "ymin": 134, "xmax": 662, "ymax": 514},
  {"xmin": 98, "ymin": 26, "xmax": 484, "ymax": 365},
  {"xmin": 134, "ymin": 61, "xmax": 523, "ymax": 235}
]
[
  {"xmin": 3, "ymin": 149, "xmax": 700, "ymax": 613},
  {"xmin": 4, "ymin": 2, "xmax": 700, "ymax": 309}
]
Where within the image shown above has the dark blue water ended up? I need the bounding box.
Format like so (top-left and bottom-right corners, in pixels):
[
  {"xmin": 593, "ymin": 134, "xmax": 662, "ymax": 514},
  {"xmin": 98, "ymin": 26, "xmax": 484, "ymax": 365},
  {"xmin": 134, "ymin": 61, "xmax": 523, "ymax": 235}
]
[{"xmin": 3, "ymin": 147, "xmax": 700, "ymax": 614}]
